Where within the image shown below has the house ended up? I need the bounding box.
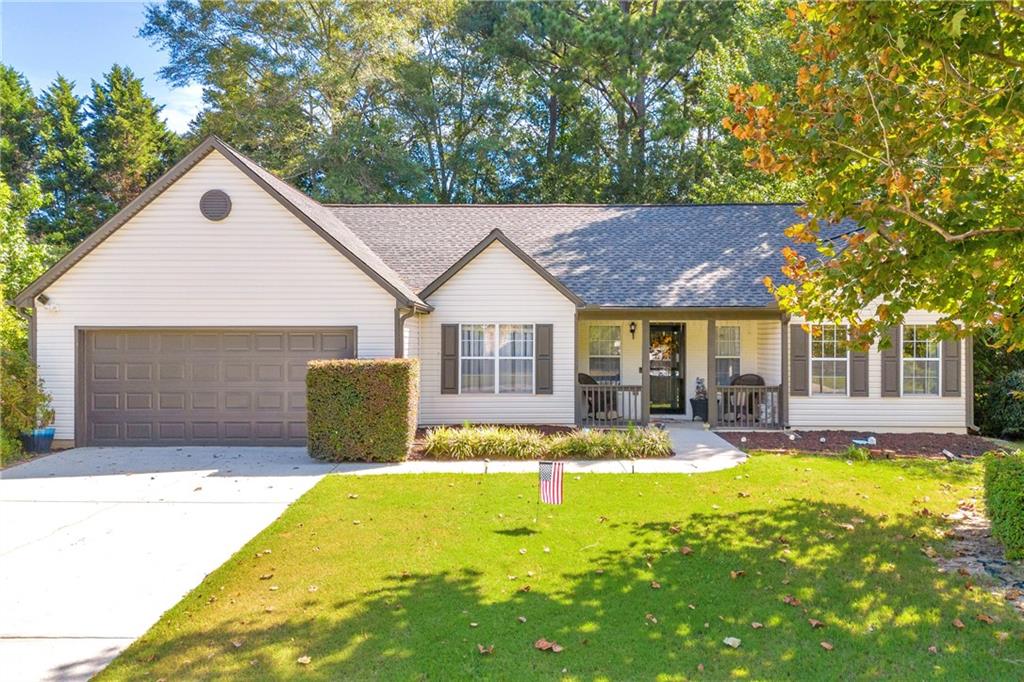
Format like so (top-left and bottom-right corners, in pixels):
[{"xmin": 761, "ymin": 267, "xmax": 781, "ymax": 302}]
[{"xmin": 12, "ymin": 137, "xmax": 973, "ymax": 448}]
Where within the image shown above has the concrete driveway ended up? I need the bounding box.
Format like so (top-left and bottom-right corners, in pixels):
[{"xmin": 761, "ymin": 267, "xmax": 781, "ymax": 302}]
[{"xmin": 0, "ymin": 447, "xmax": 334, "ymax": 682}]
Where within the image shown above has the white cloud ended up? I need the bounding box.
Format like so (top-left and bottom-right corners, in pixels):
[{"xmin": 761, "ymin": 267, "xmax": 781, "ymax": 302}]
[{"xmin": 160, "ymin": 83, "xmax": 204, "ymax": 134}]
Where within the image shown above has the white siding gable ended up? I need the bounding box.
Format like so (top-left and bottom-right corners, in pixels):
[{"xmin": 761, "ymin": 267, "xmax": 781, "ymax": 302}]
[
  {"xmin": 35, "ymin": 150, "xmax": 397, "ymax": 441},
  {"xmin": 418, "ymin": 241, "xmax": 577, "ymax": 425}
]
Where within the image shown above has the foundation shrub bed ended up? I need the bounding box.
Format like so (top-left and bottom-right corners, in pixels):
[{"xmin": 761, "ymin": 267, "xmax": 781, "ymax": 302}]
[{"xmin": 424, "ymin": 423, "xmax": 672, "ymax": 460}]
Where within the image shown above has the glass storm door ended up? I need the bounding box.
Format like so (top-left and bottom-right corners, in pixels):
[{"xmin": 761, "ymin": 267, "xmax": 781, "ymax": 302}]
[{"xmin": 649, "ymin": 324, "xmax": 685, "ymax": 413}]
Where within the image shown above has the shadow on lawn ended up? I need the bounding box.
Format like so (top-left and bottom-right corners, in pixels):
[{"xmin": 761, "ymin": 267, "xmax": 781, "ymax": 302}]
[{"xmin": 113, "ymin": 500, "xmax": 1021, "ymax": 680}]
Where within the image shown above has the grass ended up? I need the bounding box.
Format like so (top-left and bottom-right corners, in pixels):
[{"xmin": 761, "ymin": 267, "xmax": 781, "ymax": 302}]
[
  {"xmin": 100, "ymin": 454, "xmax": 1023, "ymax": 680},
  {"xmin": 423, "ymin": 424, "xmax": 673, "ymax": 460}
]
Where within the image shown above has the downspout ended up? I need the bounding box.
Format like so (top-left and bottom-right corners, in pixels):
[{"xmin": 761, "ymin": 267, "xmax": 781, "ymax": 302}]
[{"xmin": 394, "ymin": 306, "xmax": 416, "ymax": 358}]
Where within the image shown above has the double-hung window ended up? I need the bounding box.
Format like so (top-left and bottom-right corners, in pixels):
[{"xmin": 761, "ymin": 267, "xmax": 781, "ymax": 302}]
[
  {"xmin": 810, "ymin": 325, "xmax": 848, "ymax": 395},
  {"xmin": 715, "ymin": 325, "xmax": 741, "ymax": 386},
  {"xmin": 460, "ymin": 324, "xmax": 535, "ymax": 394},
  {"xmin": 588, "ymin": 325, "xmax": 621, "ymax": 384},
  {"xmin": 902, "ymin": 325, "xmax": 940, "ymax": 395}
]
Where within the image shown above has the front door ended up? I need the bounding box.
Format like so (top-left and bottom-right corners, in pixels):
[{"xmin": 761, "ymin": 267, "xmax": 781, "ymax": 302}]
[{"xmin": 649, "ymin": 324, "xmax": 685, "ymax": 414}]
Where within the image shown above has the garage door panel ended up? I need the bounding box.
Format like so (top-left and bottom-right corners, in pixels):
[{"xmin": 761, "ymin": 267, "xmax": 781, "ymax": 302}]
[{"xmin": 83, "ymin": 327, "xmax": 355, "ymax": 446}]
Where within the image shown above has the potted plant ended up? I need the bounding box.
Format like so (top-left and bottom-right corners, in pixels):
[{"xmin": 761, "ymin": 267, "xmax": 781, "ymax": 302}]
[
  {"xmin": 690, "ymin": 377, "xmax": 709, "ymax": 422},
  {"xmin": 19, "ymin": 405, "xmax": 56, "ymax": 454}
]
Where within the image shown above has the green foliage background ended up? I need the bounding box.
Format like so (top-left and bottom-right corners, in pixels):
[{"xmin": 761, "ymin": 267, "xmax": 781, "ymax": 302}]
[{"xmin": 983, "ymin": 450, "xmax": 1024, "ymax": 560}]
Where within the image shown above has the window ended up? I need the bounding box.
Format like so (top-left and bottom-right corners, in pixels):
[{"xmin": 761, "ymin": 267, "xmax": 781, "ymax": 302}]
[
  {"xmin": 715, "ymin": 325, "xmax": 741, "ymax": 386},
  {"xmin": 902, "ymin": 325, "xmax": 940, "ymax": 395},
  {"xmin": 588, "ymin": 325, "xmax": 621, "ymax": 383},
  {"xmin": 810, "ymin": 325, "xmax": 848, "ymax": 395},
  {"xmin": 459, "ymin": 324, "xmax": 535, "ymax": 394}
]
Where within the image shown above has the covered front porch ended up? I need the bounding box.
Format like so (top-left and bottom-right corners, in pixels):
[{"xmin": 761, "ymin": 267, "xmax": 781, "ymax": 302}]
[{"xmin": 575, "ymin": 309, "xmax": 788, "ymax": 429}]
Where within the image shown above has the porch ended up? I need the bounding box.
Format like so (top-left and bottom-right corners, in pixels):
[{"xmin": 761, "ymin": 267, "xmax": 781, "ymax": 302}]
[{"xmin": 575, "ymin": 310, "xmax": 788, "ymax": 429}]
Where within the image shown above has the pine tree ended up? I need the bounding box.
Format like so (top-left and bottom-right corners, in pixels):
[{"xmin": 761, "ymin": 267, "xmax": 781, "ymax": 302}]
[
  {"xmin": 0, "ymin": 66, "xmax": 40, "ymax": 188},
  {"xmin": 33, "ymin": 75, "xmax": 101, "ymax": 244},
  {"xmin": 87, "ymin": 65, "xmax": 178, "ymax": 210}
]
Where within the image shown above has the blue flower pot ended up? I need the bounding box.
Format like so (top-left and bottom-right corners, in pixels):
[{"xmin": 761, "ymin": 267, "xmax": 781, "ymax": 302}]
[{"xmin": 19, "ymin": 427, "xmax": 55, "ymax": 454}]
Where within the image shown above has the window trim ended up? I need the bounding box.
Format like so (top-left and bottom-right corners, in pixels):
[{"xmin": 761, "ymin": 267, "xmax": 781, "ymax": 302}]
[
  {"xmin": 457, "ymin": 323, "xmax": 537, "ymax": 395},
  {"xmin": 587, "ymin": 324, "xmax": 623, "ymax": 384},
  {"xmin": 808, "ymin": 324, "xmax": 850, "ymax": 397},
  {"xmin": 900, "ymin": 324, "xmax": 942, "ymax": 397},
  {"xmin": 715, "ymin": 324, "xmax": 741, "ymax": 386}
]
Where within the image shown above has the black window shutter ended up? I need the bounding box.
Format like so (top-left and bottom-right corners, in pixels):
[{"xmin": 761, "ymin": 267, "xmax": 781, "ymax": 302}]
[
  {"xmin": 880, "ymin": 326, "xmax": 901, "ymax": 397},
  {"xmin": 790, "ymin": 325, "xmax": 809, "ymax": 396},
  {"xmin": 441, "ymin": 324, "xmax": 458, "ymax": 394},
  {"xmin": 942, "ymin": 336, "xmax": 961, "ymax": 397},
  {"xmin": 536, "ymin": 324, "xmax": 553, "ymax": 394},
  {"xmin": 850, "ymin": 350, "xmax": 869, "ymax": 397}
]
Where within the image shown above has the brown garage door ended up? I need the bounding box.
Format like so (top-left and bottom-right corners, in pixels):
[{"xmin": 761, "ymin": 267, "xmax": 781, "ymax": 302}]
[{"xmin": 81, "ymin": 328, "xmax": 355, "ymax": 446}]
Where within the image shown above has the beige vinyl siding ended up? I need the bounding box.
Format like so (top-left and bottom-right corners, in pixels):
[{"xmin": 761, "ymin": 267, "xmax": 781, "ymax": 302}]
[
  {"xmin": 418, "ymin": 241, "xmax": 576, "ymax": 425},
  {"xmin": 788, "ymin": 309, "xmax": 968, "ymax": 433},
  {"xmin": 35, "ymin": 150, "xmax": 397, "ymax": 441},
  {"xmin": 755, "ymin": 319, "xmax": 783, "ymax": 385}
]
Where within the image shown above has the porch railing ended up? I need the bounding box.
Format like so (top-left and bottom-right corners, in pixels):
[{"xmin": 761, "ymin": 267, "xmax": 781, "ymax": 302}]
[
  {"xmin": 578, "ymin": 383, "xmax": 643, "ymax": 428},
  {"xmin": 715, "ymin": 385, "xmax": 782, "ymax": 429}
]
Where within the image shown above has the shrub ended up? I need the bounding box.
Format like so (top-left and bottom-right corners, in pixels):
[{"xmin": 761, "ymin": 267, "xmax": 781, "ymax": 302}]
[
  {"xmin": 983, "ymin": 450, "xmax": 1024, "ymax": 560},
  {"xmin": 306, "ymin": 359, "xmax": 419, "ymax": 462},
  {"xmin": 980, "ymin": 370, "xmax": 1024, "ymax": 439},
  {"xmin": 423, "ymin": 423, "xmax": 673, "ymax": 461},
  {"xmin": 842, "ymin": 445, "xmax": 871, "ymax": 462},
  {"xmin": 424, "ymin": 425, "xmax": 545, "ymax": 460},
  {"xmin": 0, "ymin": 309, "xmax": 53, "ymax": 465}
]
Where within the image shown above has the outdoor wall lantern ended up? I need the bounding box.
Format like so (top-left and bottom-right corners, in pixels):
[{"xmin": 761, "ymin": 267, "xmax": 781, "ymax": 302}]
[{"xmin": 629, "ymin": 321, "xmax": 637, "ymax": 339}]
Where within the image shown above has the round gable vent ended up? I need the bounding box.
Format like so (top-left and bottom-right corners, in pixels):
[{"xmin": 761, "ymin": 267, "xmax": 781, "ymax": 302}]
[{"xmin": 200, "ymin": 189, "xmax": 232, "ymax": 221}]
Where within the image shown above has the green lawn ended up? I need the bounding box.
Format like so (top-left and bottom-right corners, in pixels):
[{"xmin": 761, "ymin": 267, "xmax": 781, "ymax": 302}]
[{"xmin": 101, "ymin": 455, "xmax": 1023, "ymax": 680}]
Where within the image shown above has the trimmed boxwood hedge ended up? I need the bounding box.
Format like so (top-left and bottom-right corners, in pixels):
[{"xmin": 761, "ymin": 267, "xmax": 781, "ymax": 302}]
[
  {"xmin": 983, "ymin": 450, "xmax": 1024, "ymax": 560},
  {"xmin": 306, "ymin": 359, "xmax": 419, "ymax": 462}
]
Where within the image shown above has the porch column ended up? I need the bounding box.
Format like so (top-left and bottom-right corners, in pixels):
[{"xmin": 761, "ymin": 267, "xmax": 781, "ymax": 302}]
[
  {"xmin": 706, "ymin": 319, "xmax": 717, "ymax": 425},
  {"xmin": 779, "ymin": 314, "xmax": 789, "ymax": 427},
  {"xmin": 641, "ymin": 319, "xmax": 650, "ymax": 424}
]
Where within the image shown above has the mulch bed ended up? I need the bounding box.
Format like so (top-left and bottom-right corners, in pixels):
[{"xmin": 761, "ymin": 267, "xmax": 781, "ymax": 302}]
[
  {"xmin": 408, "ymin": 424, "xmax": 576, "ymax": 460},
  {"xmin": 716, "ymin": 429, "xmax": 1005, "ymax": 459}
]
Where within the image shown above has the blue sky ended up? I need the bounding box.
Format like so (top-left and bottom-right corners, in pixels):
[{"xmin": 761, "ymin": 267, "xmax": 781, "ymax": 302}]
[{"xmin": 1, "ymin": 1, "xmax": 202, "ymax": 132}]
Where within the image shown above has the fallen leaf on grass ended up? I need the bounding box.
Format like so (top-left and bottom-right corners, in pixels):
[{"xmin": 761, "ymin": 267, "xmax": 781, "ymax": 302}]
[
  {"xmin": 231, "ymin": 640, "xmax": 243, "ymax": 649},
  {"xmin": 808, "ymin": 619, "xmax": 824, "ymax": 629},
  {"xmin": 519, "ymin": 585, "xmax": 531, "ymax": 593},
  {"xmin": 722, "ymin": 637, "xmax": 741, "ymax": 648},
  {"xmin": 751, "ymin": 622, "xmax": 764, "ymax": 629},
  {"xmin": 645, "ymin": 613, "xmax": 658, "ymax": 624},
  {"xmin": 921, "ymin": 546, "xmax": 938, "ymax": 559},
  {"xmin": 517, "ymin": 616, "xmax": 527, "ymax": 623},
  {"xmin": 347, "ymin": 493, "xmax": 358, "ymax": 499},
  {"xmin": 952, "ymin": 618, "xmax": 965, "ymax": 630},
  {"xmin": 928, "ymin": 645, "xmax": 938, "ymax": 654},
  {"xmin": 259, "ymin": 574, "xmax": 273, "ymax": 580},
  {"xmin": 680, "ymin": 546, "xmax": 694, "ymax": 556},
  {"xmin": 470, "ymin": 622, "xmax": 478, "ymax": 628},
  {"xmin": 730, "ymin": 570, "xmax": 746, "ymax": 579},
  {"xmin": 669, "ymin": 525, "xmax": 681, "ymax": 534},
  {"xmin": 477, "ymin": 644, "xmax": 494, "ymax": 655},
  {"xmin": 737, "ymin": 492, "xmax": 750, "ymax": 498},
  {"xmin": 534, "ymin": 638, "xmax": 564, "ymax": 653},
  {"xmin": 297, "ymin": 656, "xmax": 311, "ymax": 665},
  {"xmin": 782, "ymin": 595, "xmax": 801, "ymax": 607},
  {"xmin": 697, "ymin": 663, "xmax": 705, "ymax": 672},
  {"xmin": 838, "ymin": 523, "xmax": 855, "ymax": 532},
  {"xmin": 820, "ymin": 641, "xmax": 833, "ymax": 651},
  {"xmin": 519, "ymin": 548, "xmax": 527, "ymax": 555},
  {"xmin": 976, "ymin": 613, "xmax": 994, "ymax": 624}
]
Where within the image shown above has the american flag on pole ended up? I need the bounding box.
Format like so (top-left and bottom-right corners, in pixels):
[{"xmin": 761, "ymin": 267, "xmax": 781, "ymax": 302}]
[{"xmin": 538, "ymin": 461, "xmax": 564, "ymax": 505}]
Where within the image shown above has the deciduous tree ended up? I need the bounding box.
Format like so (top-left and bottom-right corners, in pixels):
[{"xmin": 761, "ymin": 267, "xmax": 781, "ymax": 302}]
[{"xmin": 725, "ymin": 1, "xmax": 1024, "ymax": 348}]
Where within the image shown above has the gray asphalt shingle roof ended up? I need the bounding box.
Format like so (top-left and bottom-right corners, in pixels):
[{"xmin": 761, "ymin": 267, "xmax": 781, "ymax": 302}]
[{"xmin": 327, "ymin": 204, "xmax": 845, "ymax": 308}]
